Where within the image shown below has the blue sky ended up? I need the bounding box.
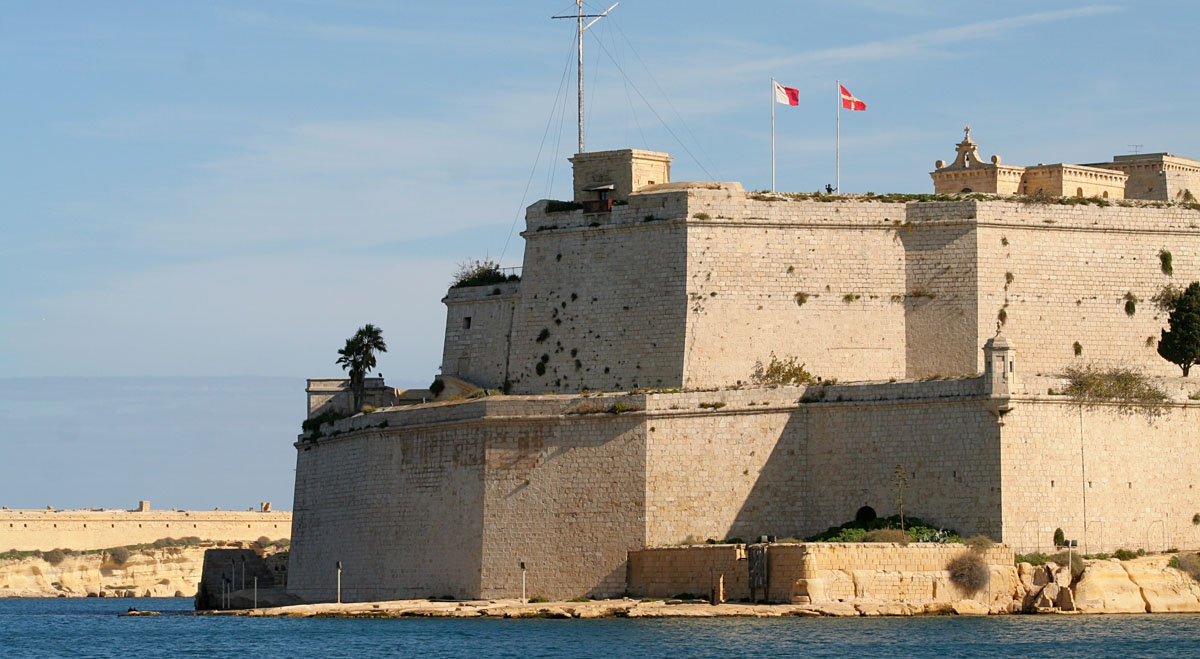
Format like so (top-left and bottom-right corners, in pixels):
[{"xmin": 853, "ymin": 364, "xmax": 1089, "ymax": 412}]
[{"xmin": 1, "ymin": 1, "xmax": 1197, "ymax": 509}]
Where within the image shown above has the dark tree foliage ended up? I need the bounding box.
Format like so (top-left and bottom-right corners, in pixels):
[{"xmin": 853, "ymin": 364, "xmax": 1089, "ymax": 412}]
[
  {"xmin": 1158, "ymin": 282, "xmax": 1200, "ymax": 376},
  {"xmin": 337, "ymin": 324, "xmax": 388, "ymax": 410}
]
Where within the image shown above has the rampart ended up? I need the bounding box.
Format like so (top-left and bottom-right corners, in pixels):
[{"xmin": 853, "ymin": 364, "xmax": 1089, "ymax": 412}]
[
  {"xmin": 0, "ymin": 505, "xmax": 292, "ymax": 551},
  {"xmin": 441, "ymin": 187, "xmax": 1200, "ymax": 393},
  {"xmin": 628, "ymin": 542, "xmax": 1015, "ymax": 605},
  {"xmin": 287, "ymin": 356, "xmax": 1200, "ymax": 602}
]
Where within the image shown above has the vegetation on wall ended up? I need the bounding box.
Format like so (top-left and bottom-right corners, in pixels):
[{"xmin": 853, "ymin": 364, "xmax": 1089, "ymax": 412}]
[
  {"xmin": 1062, "ymin": 364, "xmax": 1168, "ymax": 415},
  {"xmin": 451, "ymin": 259, "xmax": 518, "ymax": 288},
  {"xmin": 750, "ymin": 354, "xmax": 815, "ymax": 386},
  {"xmin": 805, "ymin": 515, "xmax": 960, "ymax": 544},
  {"xmin": 1124, "ymin": 292, "xmax": 1138, "ymax": 317},
  {"xmin": 336, "ymin": 324, "xmax": 387, "ymax": 412},
  {"xmin": 1157, "ymin": 282, "xmax": 1200, "ymax": 376},
  {"xmin": 1160, "ymin": 250, "xmax": 1174, "ymax": 276}
]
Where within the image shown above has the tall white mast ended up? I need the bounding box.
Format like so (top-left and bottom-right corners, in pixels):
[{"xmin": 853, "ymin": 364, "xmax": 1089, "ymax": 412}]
[{"xmin": 553, "ymin": 2, "xmax": 619, "ymax": 154}]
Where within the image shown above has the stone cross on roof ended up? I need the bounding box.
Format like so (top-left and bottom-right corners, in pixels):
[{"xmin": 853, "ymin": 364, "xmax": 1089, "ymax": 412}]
[{"xmin": 964, "ymin": 125, "xmax": 971, "ymax": 141}]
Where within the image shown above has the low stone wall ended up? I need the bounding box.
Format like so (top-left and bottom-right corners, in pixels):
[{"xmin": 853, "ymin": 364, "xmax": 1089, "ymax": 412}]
[
  {"xmin": 0, "ymin": 509, "xmax": 292, "ymax": 551},
  {"xmin": 629, "ymin": 543, "xmax": 1016, "ymax": 608}
]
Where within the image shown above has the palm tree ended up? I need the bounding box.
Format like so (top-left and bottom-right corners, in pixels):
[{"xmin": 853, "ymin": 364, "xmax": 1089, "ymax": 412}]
[{"xmin": 336, "ymin": 325, "xmax": 388, "ymax": 411}]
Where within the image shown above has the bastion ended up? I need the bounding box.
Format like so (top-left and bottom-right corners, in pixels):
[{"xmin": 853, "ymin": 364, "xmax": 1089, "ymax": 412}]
[
  {"xmin": 0, "ymin": 501, "xmax": 291, "ymax": 552},
  {"xmin": 288, "ymin": 137, "xmax": 1200, "ymax": 603}
]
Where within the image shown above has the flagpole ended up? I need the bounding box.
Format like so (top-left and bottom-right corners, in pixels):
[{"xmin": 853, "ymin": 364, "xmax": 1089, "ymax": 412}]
[
  {"xmin": 771, "ymin": 78, "xmax": 776, "ymax": 192},
  {"xmin": 836, "ymin": 79, "xmax": 840, "ymax": 194}
]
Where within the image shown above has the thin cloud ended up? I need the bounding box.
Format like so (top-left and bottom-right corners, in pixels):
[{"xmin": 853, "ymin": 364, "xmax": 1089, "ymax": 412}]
[{"xmin": 711, "ymin": 6, "xmax": 1121, "ymax": 78}]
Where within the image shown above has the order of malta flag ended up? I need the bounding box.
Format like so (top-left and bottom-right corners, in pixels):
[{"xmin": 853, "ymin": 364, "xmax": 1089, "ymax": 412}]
[
  {"xmin": 840, "ymin": 84, "xmax": 866, "ymax": 111},
  {"xmin": 774, "ymin": 81, "xmax": 800, "ymax": 106}
]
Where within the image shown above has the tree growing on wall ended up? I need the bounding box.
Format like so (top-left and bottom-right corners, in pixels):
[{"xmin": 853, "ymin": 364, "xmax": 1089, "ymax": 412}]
[
  {"xmin": 336, "ymin": 324, "xmax": 388, "ymax": 411},
  {"xmin": 894, "ymin": 464, "xmax": 909, "ymax": 532},
  {"xmin": 1157, "ymin": 282, "xmax": 1200, "ymax": 376}
]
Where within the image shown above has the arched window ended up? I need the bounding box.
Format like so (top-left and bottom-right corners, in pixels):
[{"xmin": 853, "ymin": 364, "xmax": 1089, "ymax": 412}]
[
  {"xmin": 961, "ymin": 188, "xmax": 973, "ymax": 193},
  {"xmin": 855, "ymin": 506, "xmax": 877, "ymax": 523},
  {"xmin": 1076, "ymin": 187, "xmax": 1084, "ymax": 197},
  {"xmin": 1102, "ymin": 191, "xmax": 1109, "ymax": 198}
]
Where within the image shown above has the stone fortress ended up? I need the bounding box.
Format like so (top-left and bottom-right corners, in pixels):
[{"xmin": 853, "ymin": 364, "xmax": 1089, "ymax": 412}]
[
  {"xmin": 288, "ymin": 131, "xmax": 1200, "ymax": 603},
  {"xmin": 0, "ymin": 501, "xmax": 291, "ymax": 552}
]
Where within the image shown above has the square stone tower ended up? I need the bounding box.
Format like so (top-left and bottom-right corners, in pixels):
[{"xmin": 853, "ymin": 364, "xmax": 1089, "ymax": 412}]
[{"xmin": 569, "ymin": 149, "xmax": 671, "ymax": 205}]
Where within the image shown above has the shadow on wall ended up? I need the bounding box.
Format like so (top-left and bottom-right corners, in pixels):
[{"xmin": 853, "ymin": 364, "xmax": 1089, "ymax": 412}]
[{"xmin": 727, "ymin": 401, "xmax": 1004, "ymax": 542}]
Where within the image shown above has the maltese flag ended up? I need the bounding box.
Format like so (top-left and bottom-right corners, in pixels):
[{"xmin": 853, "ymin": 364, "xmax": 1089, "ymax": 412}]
[
  {"xmin": 840, "ymin": 84, "xmax": 866, "ymax": 111},
  {"xmin": 774, "ymin": 81, "xmax": 800, "ymax": 106}
]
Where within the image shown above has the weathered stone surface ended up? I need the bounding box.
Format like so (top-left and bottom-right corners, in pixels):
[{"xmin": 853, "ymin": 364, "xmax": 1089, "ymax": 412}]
[
  {"xmin": 1073, "ymin": 561, "xmax": 1147, "ymax": 613},
  {"xmin": 1122, "ymin": 558, "xmax": 1200, "ymax": 613},
  {"xmin": 0, "ymin": 548, "xmax": 208, "ymax": 599},
  {"xmin": 952, "ymin": 600, "xmax": 989, "ymax": 615}
]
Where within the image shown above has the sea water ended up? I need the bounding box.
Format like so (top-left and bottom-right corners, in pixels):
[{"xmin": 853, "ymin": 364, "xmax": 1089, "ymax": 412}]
[{"xmin": 3, "ymin": 598, "xmax": 1200, "ymax": 658}]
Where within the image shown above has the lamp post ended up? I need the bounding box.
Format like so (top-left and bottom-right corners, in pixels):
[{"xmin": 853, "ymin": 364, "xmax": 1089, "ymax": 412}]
[{"xmin": 336, "ymin": 561, "xmax": 342, "ymax": 604}]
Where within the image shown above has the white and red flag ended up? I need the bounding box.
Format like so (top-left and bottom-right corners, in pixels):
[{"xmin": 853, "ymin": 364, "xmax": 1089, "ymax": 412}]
[
  {"xmin": 774, "ymin": 81, "xmax": 799, "ymax": 106},
  {"xmin": 840, "ymin": 84, "xmax": 866, "ymax": 111}
]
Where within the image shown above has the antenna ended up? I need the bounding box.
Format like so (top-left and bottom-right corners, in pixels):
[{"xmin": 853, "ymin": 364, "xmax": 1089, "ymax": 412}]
[
  {"xmin": 553, "ymin": 1, "xmax": 619, "ymax": 154},
  {"xmin": 1128, "ymin": 144, "xmax": 1143, "ymax": 154}
]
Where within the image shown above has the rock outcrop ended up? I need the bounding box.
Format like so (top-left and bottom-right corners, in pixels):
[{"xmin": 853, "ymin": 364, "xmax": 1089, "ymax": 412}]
[
  {"xmin": 0, "ymin": 547, "xmax": 208, "ymax": 598},
  {"xmin": 1074, "ymin": 555, "xmax": 1200, "ymax": 613}
]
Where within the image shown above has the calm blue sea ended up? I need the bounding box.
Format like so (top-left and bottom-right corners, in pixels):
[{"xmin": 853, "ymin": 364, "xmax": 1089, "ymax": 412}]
[{"xmin": 3, "ymin": 598, "xmax": 1200, "ymax": 658}]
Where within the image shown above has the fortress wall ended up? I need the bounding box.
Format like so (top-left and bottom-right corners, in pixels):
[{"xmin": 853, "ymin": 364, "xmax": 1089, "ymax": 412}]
[
  {"xmin": 506, "ymin": 194, "xmax": 690, "ymax": 394},
  {"xmin": 440, "ymin": 282, "xmax": 519, "ymax": 389},
  {"xmin": 288, "ymin": 426, "xmax": 485, "ymax": 602},
  {"xmin": 972, "ymin": 201, "xmax": 1200, "ymax": 377},
  {"xmin": 0, "ymin": 510, "xmax": 291, "ymax": 552},
  {"xmin": 901, "ymin": 203, "xmax": 983, "ymax": 378},
  {"xmin": 999, "ymin": 400, "xmax": 1200, "ymax": 555},
  {"xmin": 629, "ymin": 542, "xmax": 1015, "ymax": 603},
  {"xmin": 643, "ymin": 381, "xmax": 1002, "ymax": 546},
  {"xmin": 478, "ymin": 416, "xmax": 647, "ymax": 600},
  {"xmin": 678, "ymin": 194, "xmax": 909, "ymax": 386}
]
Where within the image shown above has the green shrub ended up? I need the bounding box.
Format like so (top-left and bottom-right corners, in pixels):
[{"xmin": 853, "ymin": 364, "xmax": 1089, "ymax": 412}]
[
  {"xmin": 692, "ymin": 212, "xmax": 711, "ymax": 220},
  {"xmin": 1062, "ymin": 364, "xmax": 1168, "ymax": 415},
  {"xmin": 1054, "ymin": 528, "xmax": 1066, "ymax": 548},
  {"xmin": 1169, "ymin": 553, "xmax": 1200, "ymax": 580},
  {"xmin": 568, "ymin": 596, "xmax": 591, "ymax": 602},
  {"xmin": 609, "ymin": 402, "xmax": 632, "ymax": 414},
  {"xmin": 698, "ymin": 401, "xmax": 726, "ymax": 409},
  {"xmin": 947, "ymin": 551, "xmax": 990, "ymax": 594},
  {"xmin": 451, "ymin": 259, "xmax": 513, "ymax": 288},
  {"xmin": 528, "ymin": 595, "xmax": 549, "ymax": 603},
  {"xmin": 750, "ymin": 354, "xmax": 814, "ymax": 386},
  {"xmin": 545, "ymin": 200, "xmax": 582, "ymax": 213},
  {"xmin": 1113, "ymin": 548, "xmax": 1138, "ymax": 561},
  {"xmin": 43, "ymin": 549, "xmax": 67, "ymax": 565},
  {"xmin": 1073, "ymin": 342, "xmax": 1083, "ymax": 357},
  {"xmin": 1050, "ymin": 550, "xmax": 1086, "ymax": 580},
  {"xmin": 302, "ymin": 409, "xmax": 349, "ymax": 433},
  {"xmin": 109, "ymin": 547, "xmax": 131, "ymax": 566},
  {"xmin": 1161, "ymin": 250, "xmax": 1174, "ymax": 276},
  {"xmin": 963, "ymin": 535, "xmax": 994, "ymax": 553},
  {"xmin": 806, "ymin": 515, "xmax": 959, "ymax": 544},
  {"xmin": 862, "ymin": 529, "xmax": 910, "ymax": 545}
]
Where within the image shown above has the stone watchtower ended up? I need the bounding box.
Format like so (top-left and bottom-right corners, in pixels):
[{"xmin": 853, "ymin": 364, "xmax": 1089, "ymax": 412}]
[
  {"xmin": 568, "ymin": 149, "xmax": 671, "ymax": 211},
  {"xmin": 983, "ymin": 333, "xmax": 1017, "ymax": 418}
]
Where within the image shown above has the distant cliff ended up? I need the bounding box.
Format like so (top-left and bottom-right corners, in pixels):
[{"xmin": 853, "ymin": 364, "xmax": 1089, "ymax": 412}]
[{"xmin": 0, "ymin": 542, "xmax": 284, "ymax": 598}]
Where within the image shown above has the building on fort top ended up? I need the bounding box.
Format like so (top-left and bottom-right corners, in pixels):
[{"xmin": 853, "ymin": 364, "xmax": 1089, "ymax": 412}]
[
  {"xmin": 289, "ymin": 135, "xmax": 1200, "ymax": 603},
  {"xmin": 932, "ymin": 127, "xmax": 1200, "ymax": 201}
]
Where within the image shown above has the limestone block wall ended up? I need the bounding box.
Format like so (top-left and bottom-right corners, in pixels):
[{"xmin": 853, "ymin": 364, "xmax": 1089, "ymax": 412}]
[
  {"xmin": 679, "ymin": 193, "xmax": 908, "ymax": 386},
  {"xmin": 440, "ymin": 282, "xmax": 519, "ymax": 388},
  {"xmin": 0, "ymin": 509, "xmax": 291, "ymax": 552},
  {"xmin": 900, "ymin": 202, "xmax": 982, "ymax": 378},
  {"xmin": 999, "ymin": 399, "xmax": 1200, "ymax": 554},
  {"xmin": 288, "ymin": 424, "xmax": 486, "ymax": 603},
  {"xmin": 505, "ymin": 192, "xmax": 691, "ymax": 394},
  {"xmin": 568, "ymin": 149, "xmax": 671, "ymax": 202},
  {"xmin": 642, "ymin": 379, "xmax": 1001, "ymax": 547},
  {"xmin": 629, "ymin": 542, "xmax": 1015, "ymax": 604},
  {"xmin": 972, "ymin": 201, "xmax": 1200, "ymax": 377},
  {"xmin": 477, "ymin": 415, "xmax": 647, "ymax": 600}
]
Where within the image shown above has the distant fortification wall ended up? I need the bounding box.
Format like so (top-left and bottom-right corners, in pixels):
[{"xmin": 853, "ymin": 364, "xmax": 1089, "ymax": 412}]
[{"xmin": 0, "ymin": 506, "xmax": 291, "ymax": 551}]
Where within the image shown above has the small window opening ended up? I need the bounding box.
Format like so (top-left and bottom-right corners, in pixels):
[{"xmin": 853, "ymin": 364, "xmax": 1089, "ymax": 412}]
[
  {"xmin": 855, "ymin": 506, "xmax": 877, "ymax": 523},
  {"xmin": 961, "ymin": 188, "xmax": 973, "ymax": 193},
  {"xmin": 1051, "ymin": 480, "xmax": 1055, "ymax": 487},
  {"xmin": 1076, "ymin": 187, "xmax": 1084, "ymax": 197},
  {"xmin": 463, "ymin": 317, "xmax": 472, "ymax": 330},
  {"xmin": 1102, "ymin": 191, "xmax": 1109, "ymax": 198}
]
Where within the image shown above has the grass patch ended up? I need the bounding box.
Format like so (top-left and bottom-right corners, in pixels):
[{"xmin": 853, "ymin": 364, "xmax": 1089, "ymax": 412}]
[
  {"xmin": 805, "ymin": 515, "xmax": 960, "ymax": 544},
  {"xmin": 1061, "ymin": 364, "xmax": 1168, "ymax": 416}
]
